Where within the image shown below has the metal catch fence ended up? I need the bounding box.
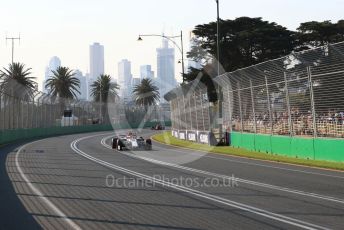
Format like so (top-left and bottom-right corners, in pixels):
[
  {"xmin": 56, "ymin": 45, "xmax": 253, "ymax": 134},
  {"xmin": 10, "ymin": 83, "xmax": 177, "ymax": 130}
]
[
  {"xmin": 0, "ymin": 88, "xmax": 106, "ymax": 130},
  {"xmin": 0, "ymin": 86, "xmax": 172, "ymax": 131},
  {"xmin": 216, "ymin": 42, "xmax": 344, "ymax": 138}
]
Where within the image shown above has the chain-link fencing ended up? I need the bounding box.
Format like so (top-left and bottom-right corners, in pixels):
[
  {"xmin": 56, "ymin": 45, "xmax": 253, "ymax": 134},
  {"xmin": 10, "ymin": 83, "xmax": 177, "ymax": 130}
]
[
  {"xmin": 168, "ymin": 41, "xmax": 344, "ymax": 140},
  {"xmin": 217, "ymin": 42, "xmax": 344, "ymax": 138},
  {"xmin": 0, "ymin": 88, "xmax": 106, "ymax": 131}
]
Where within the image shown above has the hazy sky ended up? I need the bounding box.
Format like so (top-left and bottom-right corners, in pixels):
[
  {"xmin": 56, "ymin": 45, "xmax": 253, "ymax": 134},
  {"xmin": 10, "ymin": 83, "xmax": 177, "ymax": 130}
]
[{"xmin": 0, "ymin": 0, "xmax": 343, "ymax": 90}]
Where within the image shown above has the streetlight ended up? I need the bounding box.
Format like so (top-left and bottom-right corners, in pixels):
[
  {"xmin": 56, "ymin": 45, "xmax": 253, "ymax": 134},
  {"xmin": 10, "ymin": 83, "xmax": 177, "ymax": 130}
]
[{"xmin": 137, "ymin": 30, "xmax": 185, "ymax": 82}]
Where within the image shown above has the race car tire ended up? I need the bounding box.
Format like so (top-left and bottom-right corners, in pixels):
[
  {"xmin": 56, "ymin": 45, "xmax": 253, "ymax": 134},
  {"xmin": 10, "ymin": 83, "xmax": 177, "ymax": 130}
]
[
  {"xmin": 117, "ymin": 140, "xmax": 123, "ymax": 151},
  {"xmin": 145, "ymin": 139, "xmax": 152, "ymax": 150},
  {"xmin": 112, "ymin": 137, "xmax": 118, "ymax": 149}
]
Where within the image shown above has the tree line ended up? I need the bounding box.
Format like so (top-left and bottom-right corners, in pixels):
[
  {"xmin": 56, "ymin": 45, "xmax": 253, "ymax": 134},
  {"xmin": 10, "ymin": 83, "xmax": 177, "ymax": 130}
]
[
  {"xmin": 0, "ymin": 63, "xmax": 160, "ymax": 122},
  {"xmin": 185, "ymin": 17, "xmax": 344, "ymax": 102}
]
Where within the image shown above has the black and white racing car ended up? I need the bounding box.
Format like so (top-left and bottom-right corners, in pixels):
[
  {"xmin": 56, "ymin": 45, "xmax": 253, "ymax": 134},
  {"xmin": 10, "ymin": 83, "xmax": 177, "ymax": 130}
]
[{"xmin": 112, "ymin": 133, "xmax": 152, "ymax": 151}]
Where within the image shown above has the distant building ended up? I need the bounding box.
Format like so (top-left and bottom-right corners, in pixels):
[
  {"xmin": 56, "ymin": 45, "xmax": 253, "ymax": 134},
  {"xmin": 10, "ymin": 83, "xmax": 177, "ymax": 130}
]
[
  {"xmin": 118, "ymin": 59, "xmax": 132, "ymax": 100},
  {"xmin": 131, "ymin": 77, "xmax": 141, "ymax": 88},
  {"xmin": 74, "ymin": 70, "xmax": 87, "ymax": 100},
  {"xmin": 89, "ymin": 42, "xmax": 104, "ymax": 99},
  {"xmin": 140, "ymin": 65, "xmax": 154, "ymax": 79},
  {"xmin": 43, "ymin": 56, "xmax": 61, "ymax": 93},
  {"xmin": 89, "ymin": 42, "xmax": 104, "ymax": 80},
  {"xmin": 156, "ymin": 38, "xmax": 177, "ymax": 102}
]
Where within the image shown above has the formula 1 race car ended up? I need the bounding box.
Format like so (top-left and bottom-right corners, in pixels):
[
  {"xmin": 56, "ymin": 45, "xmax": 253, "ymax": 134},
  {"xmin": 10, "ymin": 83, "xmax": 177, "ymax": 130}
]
[
  {"xmin": 112, "ymin": 133, "xmax": 152, "ymax": 151},
  {"xmin": 151, "ymin": 124, "xmax": 165, "ymax": 130}
]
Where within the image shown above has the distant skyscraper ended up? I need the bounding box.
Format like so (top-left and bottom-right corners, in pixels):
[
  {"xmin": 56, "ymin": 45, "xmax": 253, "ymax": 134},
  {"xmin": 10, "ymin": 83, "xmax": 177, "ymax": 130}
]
[
  {"xmin": 156, "ymin": 38, "xmax": 177, "ymax": 101},
  {"xmin": 43, "ymin": 56, "xmax": 61, "ymax": 93},
  {"xmin": 118, "ymin": 59, "xmax": 132, "ymax": 99},
  {"xmin": 131, "ymin": 77, "xmax": 141, "ymax": 87},
  {"xmin": 89, "ymin": 42, "xmax": 104, "ymax": 81},
  {"xmin": 140, "ymin": 65, "xmax": 154, "ymax": 79},
  {"xmin": 74, "ymin": 70, "xmax": 87, "ymax": 100}
]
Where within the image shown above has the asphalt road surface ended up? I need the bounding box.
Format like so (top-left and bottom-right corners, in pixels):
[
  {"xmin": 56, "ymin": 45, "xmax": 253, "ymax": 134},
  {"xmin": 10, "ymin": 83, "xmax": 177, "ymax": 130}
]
[{"xmin": 1, "ymin": 129, "xmax": 344, "ymax": 229}]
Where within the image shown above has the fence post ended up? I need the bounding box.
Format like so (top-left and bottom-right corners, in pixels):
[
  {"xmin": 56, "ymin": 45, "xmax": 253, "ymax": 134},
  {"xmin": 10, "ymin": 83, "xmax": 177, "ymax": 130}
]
[
  {"xmin": 15, "ymin": 98, "xmax": 19, "ymax": 129},
  {"xmin": 73, "ymin": 103, "xmax": 76, "ymax": 126},
  {"xmin": 227, "ymin": 88, "xmax": 232, "ymax": 132},
  {"xmin": 188, "ymin": 96, "xmax": 193, "ymax": 131},
  {"xmin": 30, "ymin": 97, "xmax": 36, "ymax": 128},
  {"xmin": 250, "ymin": 80, "xmax": 257, "ymax": 133},
  {"xmin": 284, "ymin": 72, "xmax": 293, "ymax": 136},
  {"xmin": 82, "ymin": 103, "xmax": 86, "ymax": 126},
  {"xmin": 193, "ymin": 92, "xmax": 199, "ymax": 131},
  {"xmin": 37, "ymin": 98, "xmax": 41, "ymax": 128},
  {"xmin": 176, "ymin": 96, "xmax": 182, "ymax": 130},
  {"xmin": 172, "ymin": 100, "xmax": 176, "ymax": 130},
  {"xmin": 200, "ymin": 90, "xmax": 206, "ymax": 131},
  {"xmin": 237, "ymin": 82, "xmax": 243, "ymax": 132},
  {"xmin": 265, "ymin": 76, "xmax": 273, "ymax": 135},
  {"xmin": 12, "ymin": 96, "xmax": 18, "ymax": 129},
  {"xmin": 26, "ymin": 100, "xmax": 29, "ymax": 129},
  {"xmin": 8, "ymin": 95, "xmax": 12, "ymax": 130},
  {"xmin": 44, "ymin": 100, "xmax": 48, "ymax": 128},
  {"xmin": 12, "ymin": 95, "xmax": 16, "ymax": 129},
  {"xmin": 21, "ymin": 99, "xmax": 24, "ymax": 129},
  {"xmin": 206, "ymin": 90, "xmax": 211, "ymax": 132},
  {"xmin": 48, "ymin": 101, "xmax": 52, "ymax": 127},
  {"xmin": 182, "ymin": 94, "xmax": 188, "ymax": 131},
  {"xmin": 307, "ymin": 66, "xmax": 317, "ymax": 138}
]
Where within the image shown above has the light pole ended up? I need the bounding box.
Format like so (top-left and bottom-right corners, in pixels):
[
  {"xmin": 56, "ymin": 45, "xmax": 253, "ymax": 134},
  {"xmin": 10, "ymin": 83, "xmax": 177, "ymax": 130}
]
[
  {"xmin": 215, "ymin": 0, "xmax": 220, "ymax": 76},
  {"xmin": 6, "ymin": 35, "xmax": 21, "ymax": 129},
  {"xmin": 138, "ymin": 30, "xmax": 185, "ymax": 82},
  {"xmin": 6, "ymin": 35, "xmax": 21, "ymax": 65}
]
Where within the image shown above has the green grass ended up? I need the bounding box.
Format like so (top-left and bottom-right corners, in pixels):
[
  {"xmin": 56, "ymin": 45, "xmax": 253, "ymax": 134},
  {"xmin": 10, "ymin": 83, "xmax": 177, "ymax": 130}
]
[{"xmin": 152, "ymin": 131, "xmax": 344, "ymax": 171}]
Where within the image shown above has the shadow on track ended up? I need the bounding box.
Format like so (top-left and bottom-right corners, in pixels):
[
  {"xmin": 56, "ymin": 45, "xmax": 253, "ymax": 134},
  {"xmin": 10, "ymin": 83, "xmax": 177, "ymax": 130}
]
[{"xmin": 0, "ymin": 142, "xmax": 41, "ymax": 230}]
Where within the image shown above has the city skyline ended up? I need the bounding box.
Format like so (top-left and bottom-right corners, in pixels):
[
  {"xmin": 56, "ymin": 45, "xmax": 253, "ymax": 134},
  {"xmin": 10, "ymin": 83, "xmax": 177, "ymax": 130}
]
[
  {"xmin": 43, "ymin": 56, "xmax": 61, "ymax": 93},
  {"xmin": 156, "ymin": 38, "xmax": 177, "ymax": 102},
  {"xmin": 1, "ymin": 0, "xmax": 343, "ymax": 91}
]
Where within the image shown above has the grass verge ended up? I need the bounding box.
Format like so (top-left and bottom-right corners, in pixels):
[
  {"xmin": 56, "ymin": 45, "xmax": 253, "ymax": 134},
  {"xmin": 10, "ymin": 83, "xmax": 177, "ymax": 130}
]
[{"xmin": 152, "ymin": 131, "xmax": 344, "ymax": 171}]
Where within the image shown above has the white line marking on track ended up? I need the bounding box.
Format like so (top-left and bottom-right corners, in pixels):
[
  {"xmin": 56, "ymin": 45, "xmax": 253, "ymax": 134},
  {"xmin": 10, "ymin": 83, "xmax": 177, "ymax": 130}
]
[
  {"xmin": 71, "ymin": 134, "xmax": 330, "ymax": 230},
  {"xmin": 151, "ymin": 137, "xmax": 344, "ymax": 179},
  {"xmin": 100, "ymin": 135, "xmax": 344, "ymax": 205},
  {"xmin": 15, "ymin": 139, "xmax": 82, "ymax": 230}
]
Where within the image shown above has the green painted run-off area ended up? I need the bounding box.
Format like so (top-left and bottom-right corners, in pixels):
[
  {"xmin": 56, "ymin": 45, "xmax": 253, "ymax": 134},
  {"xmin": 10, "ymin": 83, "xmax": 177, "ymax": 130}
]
[{"xmin": 231, "ymin": 131, "xmax": 344, "ymax": 162}]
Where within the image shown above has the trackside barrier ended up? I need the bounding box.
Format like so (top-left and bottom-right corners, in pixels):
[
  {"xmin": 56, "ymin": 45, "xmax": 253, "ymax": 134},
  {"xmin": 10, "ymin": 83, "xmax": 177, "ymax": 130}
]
[
  {"xmin": 0, "ymin": 121, "xmax": 171, "ymax": 146},
  {"xmin": 231, "ymin": 131, "xmax": 344, "ymax": 162},
  {"xmin": 0, "ymin": 125, "xmax": 112, "ymax": 146},
  {"xmin": 172, "ymin": 129, "xmax": 211, "ymax": 145}
]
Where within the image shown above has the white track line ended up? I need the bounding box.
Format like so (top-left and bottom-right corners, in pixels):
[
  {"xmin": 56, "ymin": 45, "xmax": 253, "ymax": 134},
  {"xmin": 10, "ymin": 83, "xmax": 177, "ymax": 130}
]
[
  {"xmin": 71, "ymin": 134, "xmax": 329, "ymax": 230},
  {"xmin": 152, "ymin": 139, "xmax": 344, "ymax": 179},
  {"xmin": 16, "ymin": 139, "xmax": 82, "ymax": 230},
  {"xmin": 101, "ymin": 135, "xmax": 344, "ymax": 205}
]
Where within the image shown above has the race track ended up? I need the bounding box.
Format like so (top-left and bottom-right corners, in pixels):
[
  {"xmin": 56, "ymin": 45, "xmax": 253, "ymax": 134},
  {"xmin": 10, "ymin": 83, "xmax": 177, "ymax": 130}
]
[{"xmin": 1, "ymin": 129, "xmax": 344, "ymax": 229}]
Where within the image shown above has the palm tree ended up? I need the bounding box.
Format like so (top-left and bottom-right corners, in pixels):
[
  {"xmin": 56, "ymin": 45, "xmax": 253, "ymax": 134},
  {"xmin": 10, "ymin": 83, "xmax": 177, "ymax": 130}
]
[
  {"xmin": 0, "ymin": 62, "xmax": 37, "ymax": 99},
  {"xmin": 0, "ymin": 63, "xmax": 37, "ymax": 129},
  {"xmin": 132, "ymin": 78, "xmax": 160, "ymax": 109},
  {"xmin": 90, "ymin": 74, "xmax": 119, "ymax": 103},
  {"xmin": 45, "ymin": 66, "xmax": 80, "ymax": 115},
  {"xmin": 45, "ymin": 66, "xmax": 80, "ymax": 99},
  {"xmin": 90, "ymin": 74, "xmax": 120, "ymax": 123}
]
